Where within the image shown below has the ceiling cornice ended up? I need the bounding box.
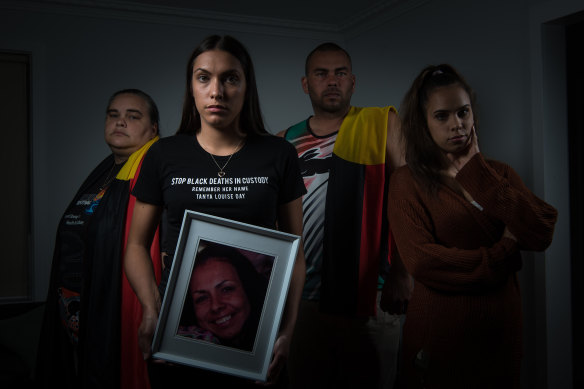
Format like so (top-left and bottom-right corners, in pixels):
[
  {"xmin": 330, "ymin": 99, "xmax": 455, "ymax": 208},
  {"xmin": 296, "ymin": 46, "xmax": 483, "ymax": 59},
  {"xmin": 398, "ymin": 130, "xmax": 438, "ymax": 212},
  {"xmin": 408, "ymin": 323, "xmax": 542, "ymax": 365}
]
[
  {"xmin": 0, "ymin": 0, "xmax": 340, "ymax": 40},
  {"xmin": 342, "ymin": 0, "xmax": 430, "ymax": 39},
  {"xmin": 0, "ymin": 0, "xmax": 430, "ymax": 40}
]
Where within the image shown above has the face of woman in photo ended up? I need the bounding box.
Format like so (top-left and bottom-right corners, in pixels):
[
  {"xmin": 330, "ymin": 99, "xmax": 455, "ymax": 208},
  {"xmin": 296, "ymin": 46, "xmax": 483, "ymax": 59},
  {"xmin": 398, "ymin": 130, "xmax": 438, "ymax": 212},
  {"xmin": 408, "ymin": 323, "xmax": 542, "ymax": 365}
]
[
  {"xmin": 104, "ymin": 93, "xmax": 157, "ymax": 162},
  {"xmin": 191, "ymin": 49, "xmax": 247, "ymax": 132},
  {"xmin": 189, "ymin": 258, "xmax": 251, "ymax": 340},
  {"xmin": 425, "ymin": 84, "xmax": 474, "ymax": 154}
]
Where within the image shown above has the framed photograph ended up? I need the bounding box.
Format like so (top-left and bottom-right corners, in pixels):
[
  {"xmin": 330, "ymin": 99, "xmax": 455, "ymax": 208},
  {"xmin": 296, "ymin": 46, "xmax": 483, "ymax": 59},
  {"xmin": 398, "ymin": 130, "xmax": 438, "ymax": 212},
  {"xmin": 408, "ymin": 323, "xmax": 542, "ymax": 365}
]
[{"xmin": 151, "ymin": 210, "xmax": 300, "ymax": 382}]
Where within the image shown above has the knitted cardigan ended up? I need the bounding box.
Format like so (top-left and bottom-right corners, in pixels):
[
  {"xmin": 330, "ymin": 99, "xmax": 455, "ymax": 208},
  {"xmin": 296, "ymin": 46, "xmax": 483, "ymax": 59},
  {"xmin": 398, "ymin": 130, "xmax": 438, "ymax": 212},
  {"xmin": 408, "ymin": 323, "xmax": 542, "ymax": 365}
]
[{"xmin": 388, "ymin": 153, "xmax": 557, "ymax": 388}]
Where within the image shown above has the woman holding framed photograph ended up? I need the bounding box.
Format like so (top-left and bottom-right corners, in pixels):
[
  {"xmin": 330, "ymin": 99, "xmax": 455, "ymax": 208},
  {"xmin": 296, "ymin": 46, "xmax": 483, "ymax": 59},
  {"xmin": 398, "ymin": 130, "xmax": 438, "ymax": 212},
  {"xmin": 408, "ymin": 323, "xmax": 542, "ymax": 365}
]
[{"xmin": 124, "ymin": 35, "xmax": 306, "ymax": 388}]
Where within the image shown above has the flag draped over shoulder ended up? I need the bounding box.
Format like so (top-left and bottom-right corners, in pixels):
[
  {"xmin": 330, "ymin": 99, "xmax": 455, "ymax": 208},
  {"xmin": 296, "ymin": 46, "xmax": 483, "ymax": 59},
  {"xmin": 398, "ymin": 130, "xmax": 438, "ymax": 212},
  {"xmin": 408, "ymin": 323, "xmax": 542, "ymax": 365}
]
[
  {"xmin": 37, "ymin": 137, "xmax": 161, "ymax": 389},
  {"xmin": 319, "ymin": 107, "xmax": 394, "ymax": 317}
]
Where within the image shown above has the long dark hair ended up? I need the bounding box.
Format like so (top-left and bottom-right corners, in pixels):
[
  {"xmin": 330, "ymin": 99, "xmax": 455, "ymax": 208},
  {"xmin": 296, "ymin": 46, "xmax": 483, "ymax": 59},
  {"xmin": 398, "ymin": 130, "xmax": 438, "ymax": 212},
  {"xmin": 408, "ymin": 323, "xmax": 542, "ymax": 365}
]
[
  {"xmin": 175, "ymin": 35, "xmax": 267, "ymax": 136},
  {"xmin": 181, "ymin": 242, "xmax": 269, "ymax": 351},
  {"xmin": 400, "ymin": 64, "xmax": 478, "ymax": 193}
]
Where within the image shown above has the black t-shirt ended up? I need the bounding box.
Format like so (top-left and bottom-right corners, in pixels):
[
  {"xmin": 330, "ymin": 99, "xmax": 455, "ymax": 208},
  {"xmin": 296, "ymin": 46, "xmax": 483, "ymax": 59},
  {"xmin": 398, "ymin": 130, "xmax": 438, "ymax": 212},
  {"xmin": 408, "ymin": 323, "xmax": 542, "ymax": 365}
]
[{"xmin": 133, "ymin": 133, "xmax": 306, "ymax": 256}]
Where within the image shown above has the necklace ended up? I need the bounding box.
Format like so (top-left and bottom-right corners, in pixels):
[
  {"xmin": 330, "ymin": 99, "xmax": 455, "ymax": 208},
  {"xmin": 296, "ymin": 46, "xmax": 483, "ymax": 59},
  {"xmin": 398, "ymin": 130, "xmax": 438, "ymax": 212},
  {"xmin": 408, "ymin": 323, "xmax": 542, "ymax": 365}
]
[
  {"xmin": 199, "ymin": 137, "xmax": 244, "ymax": 177},
  {"xmin": 99, "ymin": 162, "xmax": 118, "ymax": 191}
]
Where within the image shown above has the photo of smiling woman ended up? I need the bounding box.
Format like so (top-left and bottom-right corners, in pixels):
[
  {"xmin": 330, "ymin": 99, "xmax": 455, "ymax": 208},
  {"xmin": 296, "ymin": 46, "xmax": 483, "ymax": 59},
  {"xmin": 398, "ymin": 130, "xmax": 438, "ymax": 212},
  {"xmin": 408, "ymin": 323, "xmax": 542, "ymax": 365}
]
[{"xmin": 177, "ymin": 242, "xmax": 271, "ymax": 352}]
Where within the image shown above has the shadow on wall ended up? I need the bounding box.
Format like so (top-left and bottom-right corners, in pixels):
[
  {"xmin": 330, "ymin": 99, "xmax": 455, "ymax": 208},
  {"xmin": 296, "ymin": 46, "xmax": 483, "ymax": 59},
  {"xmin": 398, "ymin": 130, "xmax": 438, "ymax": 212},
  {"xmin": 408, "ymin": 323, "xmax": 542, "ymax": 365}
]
[{"xmin": 0, "ymin": 302, "xmax": 44, "ymax": 388}]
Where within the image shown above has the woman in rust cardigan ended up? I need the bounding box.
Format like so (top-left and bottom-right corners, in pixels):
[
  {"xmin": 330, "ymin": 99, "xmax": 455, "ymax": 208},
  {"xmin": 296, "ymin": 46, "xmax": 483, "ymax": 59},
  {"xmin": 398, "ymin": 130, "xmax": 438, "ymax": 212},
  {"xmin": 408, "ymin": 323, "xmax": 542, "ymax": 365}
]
[{"xmin": 388, "ymin": 64, "xmax": 557, "ymax": 388}]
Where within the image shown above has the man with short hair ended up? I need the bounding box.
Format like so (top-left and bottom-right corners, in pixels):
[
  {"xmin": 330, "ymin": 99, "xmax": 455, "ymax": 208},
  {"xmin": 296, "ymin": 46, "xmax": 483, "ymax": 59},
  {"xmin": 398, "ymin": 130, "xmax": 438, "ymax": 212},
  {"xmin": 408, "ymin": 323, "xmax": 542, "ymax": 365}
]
[{"xmin": 278, "ymin": 42, "xmax": 411, "ymax": 388}]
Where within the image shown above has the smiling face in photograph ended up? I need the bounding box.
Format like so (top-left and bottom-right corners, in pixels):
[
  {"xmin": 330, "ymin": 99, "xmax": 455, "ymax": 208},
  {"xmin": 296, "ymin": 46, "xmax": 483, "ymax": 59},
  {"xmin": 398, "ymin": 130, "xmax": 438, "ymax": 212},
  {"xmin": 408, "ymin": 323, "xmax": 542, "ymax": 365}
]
[
  {"xmin": 104, "ymin": 93, "xmax": 157, "ymax": 162},
  {"xmin": 425, "ymin": 84, "xmax": 474, "ymax": 154},
  {"xmin": 191, "ymin": 49, "xmax": 247, "ymax": 132},
  {"xmin": 189, "ymin": 257, "xmax": 251, "ymax": 340}
]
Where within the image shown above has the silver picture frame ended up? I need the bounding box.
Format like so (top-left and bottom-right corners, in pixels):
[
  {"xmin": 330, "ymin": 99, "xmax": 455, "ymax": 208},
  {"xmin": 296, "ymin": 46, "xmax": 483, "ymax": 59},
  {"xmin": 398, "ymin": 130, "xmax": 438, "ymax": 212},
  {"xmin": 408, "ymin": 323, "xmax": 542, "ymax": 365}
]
[{"xmin": 151, "ymin": 210, "xmax": 300, "ymax": 382}]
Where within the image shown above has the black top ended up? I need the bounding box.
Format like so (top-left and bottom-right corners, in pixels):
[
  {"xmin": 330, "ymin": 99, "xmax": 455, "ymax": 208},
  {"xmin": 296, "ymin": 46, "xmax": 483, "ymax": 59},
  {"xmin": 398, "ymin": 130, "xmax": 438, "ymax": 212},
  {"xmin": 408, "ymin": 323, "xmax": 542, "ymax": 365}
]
[{"xmin": 133, "ymin": 133, "xmax": 306, "ymax": 256}]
